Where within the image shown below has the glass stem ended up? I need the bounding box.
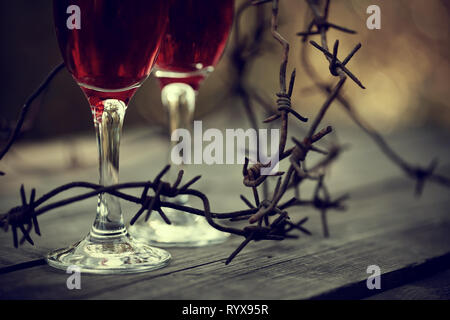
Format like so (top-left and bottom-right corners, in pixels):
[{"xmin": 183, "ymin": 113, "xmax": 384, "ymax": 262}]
[
  {"xmin": 91, "ymin": 99, "xmax": 127, "ymax": 239},
  {"xmin": 161, "ymin": 83, "xmax": 196, "ymax": 205}
]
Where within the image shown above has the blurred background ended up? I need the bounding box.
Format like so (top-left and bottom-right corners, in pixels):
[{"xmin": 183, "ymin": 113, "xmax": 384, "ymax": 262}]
[{"xmin": 0, "ymin": 0, "xmax": 449, "ymax": 142}]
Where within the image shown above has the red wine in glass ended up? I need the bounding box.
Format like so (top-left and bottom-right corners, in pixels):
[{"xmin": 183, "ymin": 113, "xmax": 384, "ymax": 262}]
[
  {"xmin": 130, "ymin": 0, "xmax": 234, "ymax": 247},
  {"xmin": 48, "ymin": 0, "xmax": 171, "ymax": 274},
  {"xmin": 155, "ymin": 0, "xmax": 234, "ymax": 91},
  {"xmin": 54, "ymin": 0, "xmax": 168, "ymax": 105}
]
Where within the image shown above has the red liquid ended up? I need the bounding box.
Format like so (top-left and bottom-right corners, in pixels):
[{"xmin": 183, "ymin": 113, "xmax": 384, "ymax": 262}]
[
  {"xmin": 53, "ymin": 0, "xmax": 169, "ymax": 105},
  {"xmin": 155, "ymin": 0, "xmax": 234, "ymax": 91}
]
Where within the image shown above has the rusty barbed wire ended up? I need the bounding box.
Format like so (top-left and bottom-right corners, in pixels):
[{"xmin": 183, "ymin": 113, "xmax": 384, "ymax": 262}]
[
  {"xmin": 298, "ymin": 0, "xmax": 450, "ymax": 195},
  {"xmin": 0, "ymin": 63, "xmax": 64, "ymax": 161},
  {"xmin": 297, "ymin": 0, "xmax": 356, "ymax": 42}
]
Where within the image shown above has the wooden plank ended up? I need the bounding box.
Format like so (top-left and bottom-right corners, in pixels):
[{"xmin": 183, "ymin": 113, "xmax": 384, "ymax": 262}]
[
  {"xmin": 88, "ymin": 183, "xmax": 450, "ymax": 299},
  {"xmin": 87, "ymin": 218, "xmax": 450, "ymax": 299},
  {"xmin": 1, "ymin": 122, "xmax": 449, "ymax": 299},
  {"xmin": 0, "ymin": 180, "xmax": 448, "ymax": 299},
  {"xmin": 366, "ymin": 268, "xmax": 450, "ymax": 300},
  {"xmin": 1, "ymin": 126, "xmax": 448, "ymax": 268}
]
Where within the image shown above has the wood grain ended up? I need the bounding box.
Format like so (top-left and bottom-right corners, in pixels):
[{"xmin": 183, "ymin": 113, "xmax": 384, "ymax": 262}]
[{"xmin": 0, "ymin": 125, "xmax": 449, "ymax": 299}]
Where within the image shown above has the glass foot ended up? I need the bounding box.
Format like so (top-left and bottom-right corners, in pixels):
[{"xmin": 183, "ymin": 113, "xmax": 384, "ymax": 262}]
[
  {"xmin": 46, "ymin": 232, "xmax": 171, "ymax": 274},
  {"xmin": 129, "ymin": 208, "xmax": 230, "ymax": 247}
]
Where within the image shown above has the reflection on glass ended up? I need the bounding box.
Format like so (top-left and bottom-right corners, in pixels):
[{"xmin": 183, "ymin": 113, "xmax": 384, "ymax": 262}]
[{"xmin": 47, "ymin": 0, "xmax": 171, "ymax": 274}]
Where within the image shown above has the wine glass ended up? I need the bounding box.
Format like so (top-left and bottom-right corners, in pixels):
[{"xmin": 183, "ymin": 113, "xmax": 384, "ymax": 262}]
[
  {"xmin": 47, "ymin": 0, "xmax": 171, "ymax": 274},
  {"xmin": 129, "ymin": 0, "xmax": 234, "ymax": 247}
]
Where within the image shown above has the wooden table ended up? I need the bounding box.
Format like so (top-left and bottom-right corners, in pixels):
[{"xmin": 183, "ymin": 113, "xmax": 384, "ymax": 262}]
[{"xmin": 1, "ymin": 117, "xmax": 449, "ymax": 300}]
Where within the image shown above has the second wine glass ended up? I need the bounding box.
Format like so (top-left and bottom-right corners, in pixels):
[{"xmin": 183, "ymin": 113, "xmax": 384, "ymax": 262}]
[{"xmin": 129, "ymin": 0, "xmax": 235, "ymax": 247}]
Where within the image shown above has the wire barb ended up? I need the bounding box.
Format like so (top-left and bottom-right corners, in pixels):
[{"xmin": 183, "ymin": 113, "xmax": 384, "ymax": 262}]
[{"xmin": 309, "ymin": 40, "xmax": 365, "ymax": 89}]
